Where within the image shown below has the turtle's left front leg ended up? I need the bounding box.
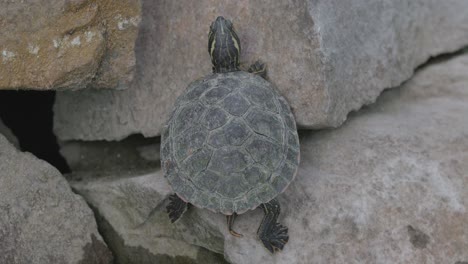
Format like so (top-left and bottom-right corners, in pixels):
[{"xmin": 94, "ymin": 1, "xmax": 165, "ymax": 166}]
[
  {"xmin": 248, "ymin": 60, "xmax": 267, "ymax": 79},
  {"xmin": 166, "ymin": 194, "xmax": 190, "ymax": 223},
  {"xmin": 257, "ymin": 199, "xmax": 289, "ymax": 253}
]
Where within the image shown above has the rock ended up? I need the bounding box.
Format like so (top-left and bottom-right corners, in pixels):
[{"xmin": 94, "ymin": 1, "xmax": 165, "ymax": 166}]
[
  {"xmin": 0, "ymin": 118, "xmax": 19, "ymax": 148},
  {"xmin": 53, "ymin": 0, "xmax": 468, "ymax": 140},
  {"xmin": 62, "ymin": 137, "xmax": 227, "ymax": 263},
  {"xmin": 137, "ymin": 143, "xmax": 161, "ymax": 162},
  {"xmin": 221, "ymin": 53, "xmax": 468, "ymax": 263},
  {"xmin": 71, "ymin": 172, "xmax": 228, "ymax": 264},
  {"xmin": 0, "ymin": 135, "xmax": 113, "ymax": 264},
  {"xmin": 60, "ymin": 135, "xmax": 160, "ymax": 174},
  {"xmin": 69, "ymin": 53, "xmax": 468, "ymax": 263},
  {"xmin": 0, "ymin": 0, "xmax": 140, "ymax": 90}
]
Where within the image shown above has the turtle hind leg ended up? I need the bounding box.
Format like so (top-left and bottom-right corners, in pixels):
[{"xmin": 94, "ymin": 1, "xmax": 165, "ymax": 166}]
[
  {"xmin": 257, "ymin": 199, "xmax": 289, "ymax": 253},
  {"xmin": 226, "ymin": 213, "xmax": 243, "ymax": 237},
  {"xmin": 248, "ymin": 60, "xmax": 267, "ymax": 79},
  {"xmin": 166, "ymin": 194, "xmax": 190, "ymax": 223}
]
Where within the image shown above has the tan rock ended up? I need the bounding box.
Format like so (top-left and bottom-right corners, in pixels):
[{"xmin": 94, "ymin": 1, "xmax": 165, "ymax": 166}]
[
  {"xmin": 0, "ymin": 0, "xmax": 140, "ymax": 90},
  {"xmin": 71, "ymin": 171, "xmax": 228, "ymax": 264}
]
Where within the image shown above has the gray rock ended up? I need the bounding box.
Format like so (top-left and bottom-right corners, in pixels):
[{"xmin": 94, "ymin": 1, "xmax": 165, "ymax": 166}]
[
  {"xmin": 60, "ymin": 135, "xmax": 160, "ymax": 175},
  {"xmin": 222, "ymin": 53, "xmax": 468, "ymax": 263},
  {"xmin": 54, "ymin": 0, "xmax": 468, "ymax": 140},
  {"xmin": 0, "ymin": 0, "xmax": 141, "ymax": 90},
  {"xmin": 0, "ymin": 135, "xmax": 113, "ymax": 264},
  {"xmin": 60, "ymin": 137, "xmax": 226, "ymax": 263},
  {"xmin": 71, "ymin": 172, "xmax": 228, "ymax": 264},
  {"xmin": 71, "ymin": 53, "xmax": 468, "ymax": 263},
  {"xmin": 0, "ymin": 118, "xmax": 19, "ymax": 148}
]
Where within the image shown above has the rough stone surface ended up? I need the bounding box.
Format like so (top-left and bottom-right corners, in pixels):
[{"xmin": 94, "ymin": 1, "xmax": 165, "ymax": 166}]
[
  {"xmin": 61, "ymin": 137, "xmax": 227, "ymax": 263},
  {"xmin": 60, "ymin": 135, "xmax": 160, "ymax": 175},
  {"xmin": 219, "ymin": 54, "xmax": 468, "ymax": 263},
  {"xmin": 0, "ymin": 135, "xmax": 113, "ymax": 264},
  {"xmin": 70, "ymin": 53, "xmax": 467, "ymax": 263},
  {"xmin": 0, "ymin": 118, "xmax": 19, "ymax": 148},
  {"xmin": 54, "ymin": 0, "xmax": 468, "ymax": 140},
  {"xmin": 0, "ymin": 0, "xmax": 141, "ymax": 90},
  {"xmin": 71, "ymin": 172, "xmax": 228, "ymax": 264}
]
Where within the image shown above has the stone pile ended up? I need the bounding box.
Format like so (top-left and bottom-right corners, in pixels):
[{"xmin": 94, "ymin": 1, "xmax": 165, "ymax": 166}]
[
  {"xmin": 1, "ymin": 0, "xmax": 468, "ymax": 263},
  {"xmin": 66, "ymin": 53, "xmax": 468, "ymax": 263}
]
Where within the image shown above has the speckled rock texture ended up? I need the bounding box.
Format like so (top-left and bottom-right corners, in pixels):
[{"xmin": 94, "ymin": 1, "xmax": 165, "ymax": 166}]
[
  {"xmin": 54, "ymin": 0, "xmax": 468, "ymax": 140},
  {"xmin": 68, "ymin": 53, "xmax": 467, "ymax": 263},
  {"xmin": 0, "ymin": 0, "xmax": 141, "ymax": 90},
  {"xmin": 0, "ymin": 135, "xmax": 113, "ymax": 264},
  {"xmin": 219, "ymin": 54, "xmax": 468, "ymax": 263},
  {"xmin": 71, "ymin": 172, "xmax": 228, "ymax": 264},
  {"xmin": 61, "ymin": 137, "xmax": 227, "ymax": 264},
  {"xmin": 161, "ymin": 71, "xmax": 300, "ymax": 214},
  {"xmin": 0, "ymin": 118, "xmax": 19, "ymax": 148}
]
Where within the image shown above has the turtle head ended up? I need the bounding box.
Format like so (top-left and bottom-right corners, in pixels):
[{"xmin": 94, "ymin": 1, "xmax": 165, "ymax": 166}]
[{"xmin": 208, "ymin": 16, "xmax": 241, "ymax": 73}]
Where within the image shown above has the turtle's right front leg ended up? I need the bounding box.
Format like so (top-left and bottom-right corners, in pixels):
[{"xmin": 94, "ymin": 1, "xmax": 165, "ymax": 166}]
[{"xmin": 166, "ymin": 194, "xmax": 190, "ymax": 223}]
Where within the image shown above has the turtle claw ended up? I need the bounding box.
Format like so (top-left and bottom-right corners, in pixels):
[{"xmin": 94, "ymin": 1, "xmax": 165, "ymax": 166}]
[
  {"xmin": 166, "ymin": 194, "xmax": 189, "ymax": 223},
  {"xmin": 260, "ymin": 223, "xmax": 289, "ymax": 253},
  {"xmin": 248, "ymin": 60, "xmax": 267, "ymax": 79},
  {"xmin": 229, "ymin": 229, "xmax": 243, "ymax": 238},
  {"xmin": 227, "ymin": 213, "xmax": 243, "ymax": 237}
]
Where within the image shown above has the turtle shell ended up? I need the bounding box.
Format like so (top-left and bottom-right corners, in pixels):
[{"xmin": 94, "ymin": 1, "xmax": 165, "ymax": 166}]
[{"xmin": 161, "ymin": 71, "xmax": 300, "ymax": 215}]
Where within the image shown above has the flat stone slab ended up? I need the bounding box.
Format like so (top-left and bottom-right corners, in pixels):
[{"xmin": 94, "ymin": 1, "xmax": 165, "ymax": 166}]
[
  {"xmin": 0, "ymin": 0, "xmax": 140, "ymax": 90},
  {"xmin": 0, "ymin": 135, "xmax": 113, "ymax": 264},
  {"xmin": 68, "ymin": 53, "xmax": 468, "ymax": 263},
  {"xmin": 70, "ymin": 171, "xmax": 228, "ymax": 264},
  {"xmin": 221, "ymin": 54, "xmax": 468, "ymax": 263},
  {"xmin": 61, "ymin": 136, "xmax": 226, "ymax": 263},
  {"xmin": 54, "ymin": 0, "xmax": 468, "ymax": 140}
]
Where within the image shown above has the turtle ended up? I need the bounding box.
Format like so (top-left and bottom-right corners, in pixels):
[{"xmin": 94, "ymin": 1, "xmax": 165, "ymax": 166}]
[{"xmin": 161, "ymin": 16, "xmax": 300, "ymax": 253}]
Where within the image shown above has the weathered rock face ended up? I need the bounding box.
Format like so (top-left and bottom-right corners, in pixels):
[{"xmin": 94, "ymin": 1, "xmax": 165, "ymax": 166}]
[
  {"xmin": 71, "ymin": 172, "xmax": 228, "ymax": 264},
  {"xmin": 221, "ymin": 54, "xmax": 468, "ymax": 263},
  {"xmin": 0, "ymin": 118, "xmax": 19, "ymax": 148},
  {"xmin": 60, "ymin": 135, "xmax": 160, "ymax": 175},
  {"xmin": 54, "ymin": 0, "xmax": 468, "ymax": 140},
  {"xmin": 0, "ymin": 135, "xmax": 113, "ymax": 264},
  {"xmin": 0, "ymin": 0, "xmax": 140, "ymax": 90},
  {"xmin": 68, "ymin": 53, "xmax": 468, "ymax": 263},
  {"xmin": 62, "ymin": 137, "xmax": 228, "ymax": 263}
]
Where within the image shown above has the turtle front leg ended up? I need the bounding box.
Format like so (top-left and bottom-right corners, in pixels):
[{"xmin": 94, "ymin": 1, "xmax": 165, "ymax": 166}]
[
  {"xmin": 248, "ymin": 60, "xmax": 267, "ymax": 79},
  {"xmin": 166, "ymin": 194, "xmax": 190, "ymax": 223},
  {"xmin": 257, "ymin": 199, "xmax": 289, "ymax": 253}
]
